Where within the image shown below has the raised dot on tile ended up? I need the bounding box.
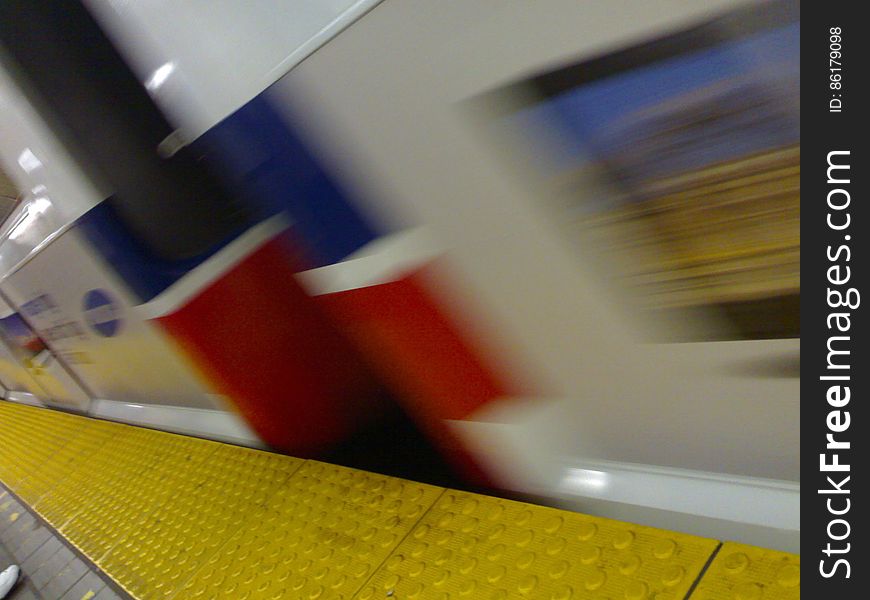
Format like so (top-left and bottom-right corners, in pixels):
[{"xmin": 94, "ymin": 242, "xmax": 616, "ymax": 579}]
[
  {"xmin": 459, "ymin": 580, "xmax": 477, "ymax": 596},
  {"xmin": 585, "ymin": 569, "xmax": 607, "ymax": 591},
  {"xmin": 577, "ymin": 522, "xmax": 597, "ymax": 541},
  {"xmin": 434, "ymin": 548, "xmax": 452, "ymax": 566},
  {"xmin": 432, "ymin": 569, "xmax": 450, "ymax": 587},
  {"xmin": 619, "ymin": 552, "xmax": 642, "ymax": 575},
  {"xmin": 486, "ymin": 544, "xmax": 506, "ymax": 561},
  {"xmin": 546, "ymin": 537, "xmax": 567, "ymax": 556},
  {"xmin": 458, "ymin": 556, "xmax": 477, "ymax": 575},
  {"xmin": 481, "ymin": 563, "xmax": 504, "ymax": 585},
  {"xmin": 460, "ymin": 536, "xmax": 478, "ymax": 554},
  {"xmin": 551, "ymin": 584, "xmax": 573, "ymax": 600},
  {"xmin": 406, "ymin": 581, "xmax": 424, "ymax": 598},
  {"xmin": 350, "ymin": 562, "xmax": 369, "ymax": 578},
  {"xmin": 722, "ymin": 552, "xmax": 750, "ymax": 575},
  {"xmin": 549, "ymin": 559, "xmax": 569, "ymax": 579},
  {"xmin": 661, "ymin": 565, "xmax": 685, "ymax": 587},
  {"xmin": 407, "ymin": 560, "xmax": 425, "ymax": 578},
  {"xmin": 624, "ymin": 580, "xmax": 649, "ymax": 600},
  {"xmin": 460, "ymin": 498, "xmax": 479, "ymax": 515},
  {"xmin": 516, "ymin": 551, "xmax": 536, "ymax": 570},
  {"xmin": 579, "ymin": 543, "xmax": 601, "ymax": 565},
  {"xmin": 487, "ymin": 504, "xmax": 505, "ymax": 521},
  {"xmin": 653, "ymin": 538, "xmax": 677, "ymax": 559},
  {"xmin": 516, "ymin": 510, "xmax": 533, "ymax": 526},
  {"xmin": 487, "ymin": 524, "xmax": 507, "ymax": 540},
  {"xmin": 543, "ymin": 515, "xmax": 564, "ymax": 534},
  {"xmin": 459, "ymin": 516, "xmax": 479, "ymax": 533},
  {"xmin": 518, "ymin": 574, "xmax": 538, "ymax": 595},
  {"xmin": 516, "ymin": 530, "xmax": 535, "ymax": 548},
  {"xmin": 613, "ymin": 530, "xmax": 635, "ymax": 549},
  {"xmin": 434, "ymin": 530, "xmax": 453, "ymax": 546}
]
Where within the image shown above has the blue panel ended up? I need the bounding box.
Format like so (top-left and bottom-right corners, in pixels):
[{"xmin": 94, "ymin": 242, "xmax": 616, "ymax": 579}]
[
  {"xmin": 76, "ymin": 199, "xmax": 239, "ymax": 302},
  {"xmin": 78, "ymin": 91, "xmax": 383, "ymax": 302},
  {"xmin": 196, "ymin": 94, "xmax": 383, "ymax": 268}
]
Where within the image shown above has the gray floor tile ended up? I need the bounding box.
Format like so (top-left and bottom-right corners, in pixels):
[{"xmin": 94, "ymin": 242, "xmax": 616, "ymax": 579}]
[{"xmin": 59, "ymin": 571, "xmax": 106, "ymax": 600}]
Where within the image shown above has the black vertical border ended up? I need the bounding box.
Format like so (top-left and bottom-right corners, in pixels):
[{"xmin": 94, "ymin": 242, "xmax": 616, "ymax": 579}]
[{"xmin": 804, "ymin": 1, "xmax": 867, "ymax": 597}]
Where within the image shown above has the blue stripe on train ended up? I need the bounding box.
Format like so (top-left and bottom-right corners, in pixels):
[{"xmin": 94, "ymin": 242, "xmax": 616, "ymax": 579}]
[
  {"xmin": 78, "ymin": 92, "xmax": 382, "ymax": 301},
  {"xmin": 196, "ymin": 94, "xmax": 383, "ymax": 268},
  {"xmin": 76, "ymin": 199, "xmax": 240, "ymax": 302}
]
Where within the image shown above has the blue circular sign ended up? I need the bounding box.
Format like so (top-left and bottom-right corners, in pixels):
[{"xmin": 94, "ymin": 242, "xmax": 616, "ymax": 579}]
[{"xmin": 83, "ymin": 289, "xmax": 122, "ymax": 337}]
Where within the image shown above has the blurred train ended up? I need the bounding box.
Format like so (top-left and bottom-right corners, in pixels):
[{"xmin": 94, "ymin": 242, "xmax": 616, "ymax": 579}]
[{"xmin": 0, "ymin": 0, "xmax": 799, "ymax": 552}]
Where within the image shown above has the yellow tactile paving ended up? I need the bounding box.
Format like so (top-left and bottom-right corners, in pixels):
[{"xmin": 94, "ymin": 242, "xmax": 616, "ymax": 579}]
[
  {"xmin": 13, "ymin": 418, "xmax": 117, "ymax": 506},
  {"xmin": 355, "ymin": 490, "xmax": 719, "ymax": 600},
  {"xmin": 59, "ymin": 428, "xmax": 221, "ymax": 562},
  {"xmin": 0, "ymin": 401, "xmax": 800, "ymax": 600},
  {"xmin": 175, "ymin": 461, "xmax": 444, "ymax": 600},
  {"xmin": 34, "ymin": 425, "xmax": 161, "ymax": 532},
  {"xmin": 28, "ymin": 419, "xmax": 122, "ymax": 527},
  {"xmin": 0, "ymin": 402, "xmax": 81, "ymax": 491},
  {"xmin": 690, "ymin": 542, "xmax": 800, "ymax": 600},
  {"xmin": 101, "ymin": 442, "xmax": 304, "ymax": 599}
]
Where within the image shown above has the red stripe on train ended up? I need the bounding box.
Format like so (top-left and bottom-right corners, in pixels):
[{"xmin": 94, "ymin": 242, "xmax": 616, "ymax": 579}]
[
  {"xmin": 157, "ymin": 236, "xmax": 385, "ymax": 456},
  {"xmin": 318, "ymin": 263, "xmax": 528, "ymax": 485}
]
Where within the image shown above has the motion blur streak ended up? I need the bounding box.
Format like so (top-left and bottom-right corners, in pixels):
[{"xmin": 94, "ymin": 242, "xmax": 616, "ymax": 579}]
[{"xmin": 0, "ymin": 0, "xmax": 799, "ymax": 552}]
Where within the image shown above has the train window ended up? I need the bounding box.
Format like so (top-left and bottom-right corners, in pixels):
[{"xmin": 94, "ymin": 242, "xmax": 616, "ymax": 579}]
[{"xmin": 484, "ymin": 0, "xmax": 798, "ymax": 341}]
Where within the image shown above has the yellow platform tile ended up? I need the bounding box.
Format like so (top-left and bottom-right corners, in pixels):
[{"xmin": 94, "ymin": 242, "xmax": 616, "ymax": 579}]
[
  {"xmin": 1, "ymin": 402, "xmax": 802, "ymax": 600},
  {"xmin": 356, "ymin": 490, "xmax": 719, "ymax": 600},
  {"xmin": 176, "ymin": 461, "xmax": 444, "ymax": 600},
  {"xmin": 101, "ymin": 442, "xmax": 304, "ymax": 600},
  {"xmin": 0, "ymin": 402, "xmax": 81, "ymax": 489},
  {"xmin": 690, "ymin": 542, "xmax": 799, "ymax": 600},
  {"xmin": 60, "ymin": 429, "xmax": 219, "ymax": 562},
  {"xmin": 13, "ymin": 419, "xmax": 116, "ymax": 506},
  {"xmin": 0, "ymin": 400, "xmax": 83, "ymax": 438},
  {"xmin": 34, "ymin": 425, "xmax": 159, "ymax": 530}
]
